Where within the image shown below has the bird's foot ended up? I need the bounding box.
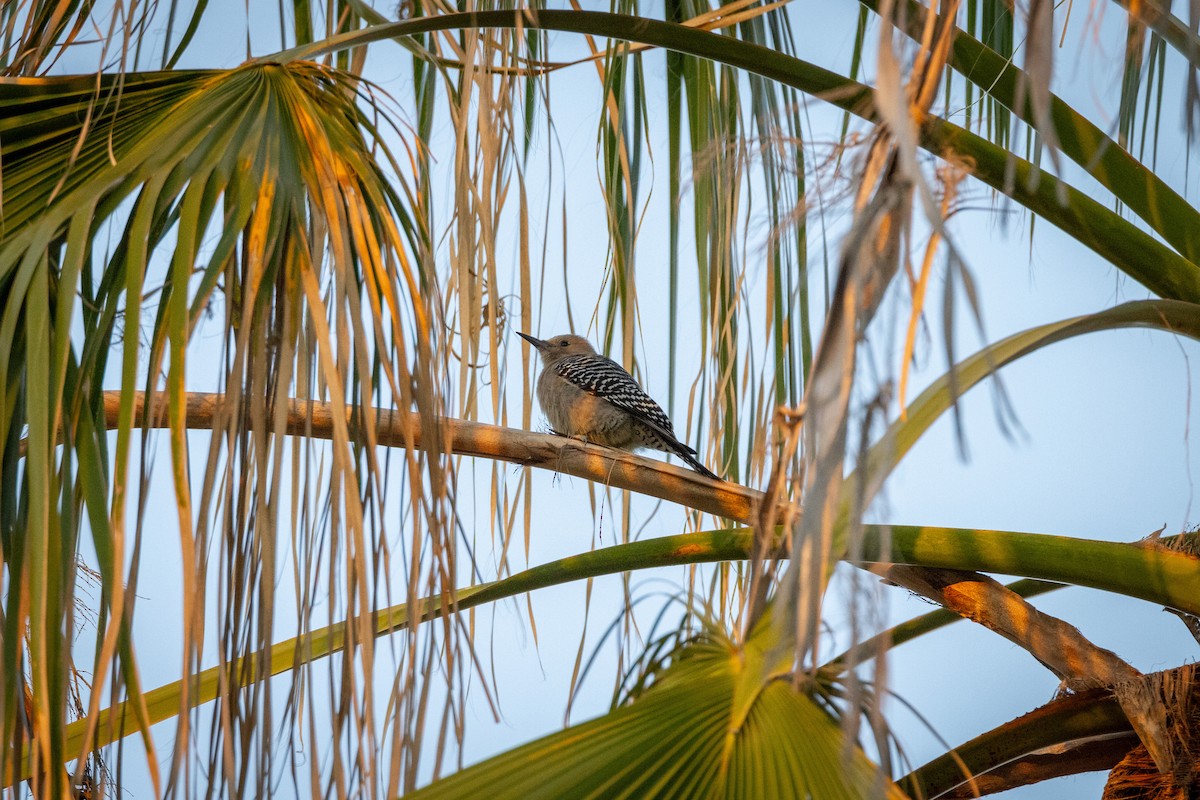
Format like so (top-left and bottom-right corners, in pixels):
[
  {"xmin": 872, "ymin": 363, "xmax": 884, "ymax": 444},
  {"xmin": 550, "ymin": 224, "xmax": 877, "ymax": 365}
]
[{"xmin": 550, "ymin": 427, "xmax": 592, "ymax": 446}]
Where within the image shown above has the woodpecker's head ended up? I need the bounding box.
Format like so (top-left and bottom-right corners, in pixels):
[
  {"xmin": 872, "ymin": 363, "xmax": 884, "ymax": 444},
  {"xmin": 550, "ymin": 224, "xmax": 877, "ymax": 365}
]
[{"xmin": 517, "ymin": 332, "xmax": 596, "ymax": 365}]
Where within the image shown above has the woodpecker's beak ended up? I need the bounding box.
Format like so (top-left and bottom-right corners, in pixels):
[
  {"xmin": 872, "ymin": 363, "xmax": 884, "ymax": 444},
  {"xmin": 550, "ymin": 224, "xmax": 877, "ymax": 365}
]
[{"xmin": 516, "ymin": 331, "xmax": 546, "ymax": 350}]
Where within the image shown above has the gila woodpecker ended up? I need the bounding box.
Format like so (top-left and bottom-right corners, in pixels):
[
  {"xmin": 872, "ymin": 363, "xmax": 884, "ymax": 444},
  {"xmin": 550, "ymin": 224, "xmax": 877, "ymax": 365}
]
[{"xmin": 517, "ymin": 332, "xmax": 719, "ymax": 481}]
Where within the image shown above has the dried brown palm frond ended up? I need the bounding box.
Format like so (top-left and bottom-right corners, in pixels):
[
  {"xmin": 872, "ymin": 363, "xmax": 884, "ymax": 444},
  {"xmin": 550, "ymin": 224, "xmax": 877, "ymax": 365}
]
[{"xmin": 768, "ymin": 0, "xmax": 962, "ymax": 661}]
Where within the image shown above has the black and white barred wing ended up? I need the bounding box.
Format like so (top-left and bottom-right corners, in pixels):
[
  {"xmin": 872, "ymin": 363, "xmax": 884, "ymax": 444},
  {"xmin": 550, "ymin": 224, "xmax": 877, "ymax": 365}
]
[
  {"xmin": 552, "ymin": 354, "xmax": 692, "ymax": 451},
  {"xmin": 553, "ymin": 353, "xmax": 718, "ymax": 479}
]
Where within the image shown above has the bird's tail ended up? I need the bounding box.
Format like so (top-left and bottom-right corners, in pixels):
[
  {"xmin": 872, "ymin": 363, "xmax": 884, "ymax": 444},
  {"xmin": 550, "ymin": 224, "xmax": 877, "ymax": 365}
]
[
  {"xmin": 675, "ymin": 446, "xmax": 720, "ymax": 481},
  {"xmin": 643, "ymin": 424, "xmax": 721, "ymax": 481}
]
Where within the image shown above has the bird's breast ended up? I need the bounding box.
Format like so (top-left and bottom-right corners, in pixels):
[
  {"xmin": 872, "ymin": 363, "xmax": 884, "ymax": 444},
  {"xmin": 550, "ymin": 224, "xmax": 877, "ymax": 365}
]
[{"xmin": 537, "ymin": 371, "xmax": 638, "ymax": 448}]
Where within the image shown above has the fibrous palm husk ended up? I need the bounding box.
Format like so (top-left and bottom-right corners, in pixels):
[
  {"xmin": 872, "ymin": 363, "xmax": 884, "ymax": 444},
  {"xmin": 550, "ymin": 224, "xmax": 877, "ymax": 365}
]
[{"xmin": 1104, "ymin": 664, "xmax": 1200, "ymax": 799}]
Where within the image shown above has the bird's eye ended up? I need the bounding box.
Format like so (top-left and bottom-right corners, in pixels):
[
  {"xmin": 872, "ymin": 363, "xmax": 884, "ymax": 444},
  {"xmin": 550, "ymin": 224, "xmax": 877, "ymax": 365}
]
[{"xmin": 560, "ymin": 340, "xmax": 568, "ymax": 347}]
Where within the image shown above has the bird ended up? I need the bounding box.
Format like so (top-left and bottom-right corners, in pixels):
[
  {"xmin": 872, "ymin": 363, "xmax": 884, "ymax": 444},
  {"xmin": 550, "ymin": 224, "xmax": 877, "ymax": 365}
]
[{"xmin": 517, "ymin": 331, "xmax": 719, "ymax": 480}]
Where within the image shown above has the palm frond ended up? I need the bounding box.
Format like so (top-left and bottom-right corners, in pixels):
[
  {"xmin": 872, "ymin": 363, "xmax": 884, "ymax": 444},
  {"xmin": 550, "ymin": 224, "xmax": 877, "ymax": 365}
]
[
  {"xmin": 0, "ymin": 60, "xmax": 454, "ymax": 795},
  {"xmin": 407, "ymin": 614, "xmax": 903, "ymax": 800}
]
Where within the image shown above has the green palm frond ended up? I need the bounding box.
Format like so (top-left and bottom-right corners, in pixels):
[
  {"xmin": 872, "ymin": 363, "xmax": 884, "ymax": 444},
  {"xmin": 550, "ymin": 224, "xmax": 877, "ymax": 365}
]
[
  {"xmin": 407, "ymin": 612, "xmax": 904, "ymax": 800},
  {"xmin": 0, "ymin": 59, "xmax": 445, "ymax": 795},
  {"xmin": 863, "ymin": 0, "xmax": 1200, "ymax": 269}
]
